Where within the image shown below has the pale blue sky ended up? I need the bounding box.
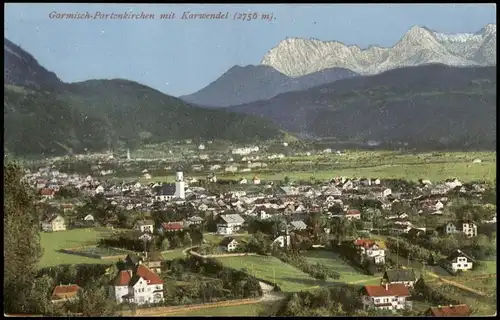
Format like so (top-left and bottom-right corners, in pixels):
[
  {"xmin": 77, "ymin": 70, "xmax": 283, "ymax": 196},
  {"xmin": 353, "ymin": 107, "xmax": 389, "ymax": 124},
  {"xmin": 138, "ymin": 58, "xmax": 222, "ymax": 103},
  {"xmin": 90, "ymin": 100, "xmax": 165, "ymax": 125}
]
[{"xmin": 5, "ymin": 3, "xmax": 496, "ymax": 96}]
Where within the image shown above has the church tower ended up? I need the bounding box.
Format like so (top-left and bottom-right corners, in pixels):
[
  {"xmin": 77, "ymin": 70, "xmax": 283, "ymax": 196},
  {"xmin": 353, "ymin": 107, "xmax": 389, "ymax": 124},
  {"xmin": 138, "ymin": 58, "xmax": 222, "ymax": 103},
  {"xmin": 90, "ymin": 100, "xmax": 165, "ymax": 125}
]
[{"xmin": 174, "ymin": 168, "xmax": 185, "ymax": 199}]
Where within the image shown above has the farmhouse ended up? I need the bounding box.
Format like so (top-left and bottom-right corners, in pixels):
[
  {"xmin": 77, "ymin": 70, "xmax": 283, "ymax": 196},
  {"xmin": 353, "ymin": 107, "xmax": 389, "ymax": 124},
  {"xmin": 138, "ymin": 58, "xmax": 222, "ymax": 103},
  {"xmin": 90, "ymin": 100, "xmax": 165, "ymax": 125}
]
[
  {"xmin": 381, "ymin": 269, "xmax": 417, "ymax": 287},
  {"xmin": 51, "ymin": 284, "xmax": 82, "ymax": 303},
  {"xmin": 440, "ymin": 249, "xmax": 476, "ymax": 273},
  {"xmin": 425, "ymin": 304, "xmax": 472, "ymax": 317},
  {"xmin": 218, "ymin": 237, "xmax": 239, "ymax": 252},
  {"xmin": 40, "ymin": 188, "xmax": 55, "ymax": 199},
  {"xmin": 110, "ymin": 265, "xmax": 164, "ymax": 305},
  {"xmin": 216, "ymin": 214, "xmax": 245, "ymax": 235},
  {"xmin": 42, "ymin": 214, "xmax": 66, "ymax": 232},
  {"xmin": 361, "ymin": 283, "xmax": 411, "ymax": 311}
]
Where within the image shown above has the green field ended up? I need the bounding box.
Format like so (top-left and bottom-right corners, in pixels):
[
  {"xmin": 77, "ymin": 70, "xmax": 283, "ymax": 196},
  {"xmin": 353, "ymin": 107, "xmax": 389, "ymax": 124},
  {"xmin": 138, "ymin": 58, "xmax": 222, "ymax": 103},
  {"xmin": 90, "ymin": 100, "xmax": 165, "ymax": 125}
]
[
  {"xmin": 302, "ymin": 250, "xmax": 380, "ymax": 284},
  {"xmin": 125, "ymin": 151, "xmax": 496, "ymax": 184},
  {"xmin": 167, "ymin": 301, "xmax": 277, "ymax": 316},
  {"xmin": 162, "ymin": 249, "xmax": 186, "ymax": 260},
  {"xmin": 216, "ymin": 255, "xmax": 324, "ymax": 292},
  {"xmin": 39, "ymin": 228, "xmax": 119, "ymax": 267}
]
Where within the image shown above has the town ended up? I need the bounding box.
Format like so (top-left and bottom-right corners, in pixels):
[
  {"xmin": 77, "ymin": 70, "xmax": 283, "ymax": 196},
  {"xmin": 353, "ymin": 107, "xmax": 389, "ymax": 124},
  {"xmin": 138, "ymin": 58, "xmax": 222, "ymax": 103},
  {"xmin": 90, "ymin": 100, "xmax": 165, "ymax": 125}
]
[{"xmin": 9, "ymin": 145, "xmax": 496, "ymax": 316}]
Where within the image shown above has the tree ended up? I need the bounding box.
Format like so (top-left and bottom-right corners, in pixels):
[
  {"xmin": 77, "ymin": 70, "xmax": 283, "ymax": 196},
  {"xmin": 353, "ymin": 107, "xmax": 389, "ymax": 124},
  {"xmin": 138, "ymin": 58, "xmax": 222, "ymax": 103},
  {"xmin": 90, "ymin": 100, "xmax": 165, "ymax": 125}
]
[
  {"xmin": 161, "ymin": 238, "xmax": 170, "ymax": 251},
  {"xmin": 4, "ymin": 163, "xmax": 43, "ymax": 314},
  {"xmin": 77, "ymin": 285, "xmax": 119, "ymax": 316}
]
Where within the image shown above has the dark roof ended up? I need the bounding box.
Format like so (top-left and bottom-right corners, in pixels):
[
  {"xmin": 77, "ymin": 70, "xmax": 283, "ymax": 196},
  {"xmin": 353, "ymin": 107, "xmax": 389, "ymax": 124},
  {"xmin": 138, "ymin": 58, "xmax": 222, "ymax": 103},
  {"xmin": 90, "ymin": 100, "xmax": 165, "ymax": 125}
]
[
  {"xmin": 383, "ymin": 269, "xmax": 416, "ymax": 283},
  {"xmin": 445, "ymin": 249, "xmax": 476, "ymax": 262},
  {"xmin": 219, "ymin": 237, "xmax": 237, "ymax": 246},
  {"xmin": 427, "ymin": 304, "xmax": 472, "ymax": 317},
  {"xmin": 125, "ymin": 253, "xmax": 143, "ymax": 266},
  {"xmin": 154, "ymin": 183, "xmax": 176, "ymax": 196}
]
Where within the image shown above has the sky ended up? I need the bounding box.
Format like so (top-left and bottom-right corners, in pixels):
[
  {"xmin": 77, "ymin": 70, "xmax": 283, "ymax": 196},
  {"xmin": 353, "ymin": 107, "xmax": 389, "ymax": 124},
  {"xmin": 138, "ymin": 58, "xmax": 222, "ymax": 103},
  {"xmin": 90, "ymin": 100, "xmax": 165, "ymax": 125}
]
[{"xmin": 5, "ymin": 3, "xmax": 496, "ymax": 97}]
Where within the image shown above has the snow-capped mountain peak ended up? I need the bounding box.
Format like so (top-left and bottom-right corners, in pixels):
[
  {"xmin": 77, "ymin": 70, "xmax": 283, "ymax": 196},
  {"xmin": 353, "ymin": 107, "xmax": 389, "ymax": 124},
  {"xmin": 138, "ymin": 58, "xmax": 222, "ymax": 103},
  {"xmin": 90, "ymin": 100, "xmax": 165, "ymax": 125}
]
[{"xmin": 261, "ymin": 24, "xmax": 496, "ymax": 77}]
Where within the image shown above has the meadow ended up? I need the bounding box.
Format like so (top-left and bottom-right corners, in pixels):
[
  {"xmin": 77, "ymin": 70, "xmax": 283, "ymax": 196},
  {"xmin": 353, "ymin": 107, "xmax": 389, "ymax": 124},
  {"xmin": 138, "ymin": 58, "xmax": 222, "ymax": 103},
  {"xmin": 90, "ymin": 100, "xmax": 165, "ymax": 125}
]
[
  {"xmin": 216, "ymin": 255, "xmax": 325, "ymax": 292},
  {"xmin": 124, "ymin": 151, "xmax": 496, "ymax": 184},
  {"xmin": 302, "ymin": 250, "xmax": 380, "ymax": 284},
  {"xmin": 38, "ymin": 228, "xmax": 117, "ymax": 267},
  {"xmin": 165, "ymin": 301, "xmax": 277, "ymax": 316}
]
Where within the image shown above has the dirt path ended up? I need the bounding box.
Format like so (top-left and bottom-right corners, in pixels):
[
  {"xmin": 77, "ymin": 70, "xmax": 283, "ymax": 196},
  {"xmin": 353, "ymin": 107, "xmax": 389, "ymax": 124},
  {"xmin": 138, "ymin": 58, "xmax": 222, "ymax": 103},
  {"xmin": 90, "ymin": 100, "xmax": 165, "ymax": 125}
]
[{"xmin": 424, "ymin": 270, "xmax": 490, "ymax": 297}]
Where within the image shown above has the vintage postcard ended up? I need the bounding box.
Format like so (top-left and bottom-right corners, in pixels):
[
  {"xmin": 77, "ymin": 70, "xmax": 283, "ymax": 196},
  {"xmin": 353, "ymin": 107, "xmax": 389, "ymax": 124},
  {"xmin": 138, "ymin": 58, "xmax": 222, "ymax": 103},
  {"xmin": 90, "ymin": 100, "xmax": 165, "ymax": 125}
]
[{"xmin": 4, "ymin": 3, "xmax": 496, "ymax": 317}]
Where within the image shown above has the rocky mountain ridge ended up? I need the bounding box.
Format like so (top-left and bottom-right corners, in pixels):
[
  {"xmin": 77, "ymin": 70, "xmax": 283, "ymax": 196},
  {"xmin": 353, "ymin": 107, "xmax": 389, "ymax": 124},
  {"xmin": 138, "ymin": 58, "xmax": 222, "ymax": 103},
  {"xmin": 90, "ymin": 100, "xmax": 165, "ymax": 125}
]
[{"xmin": 261, "ymin": 24, "xmax": 496, "ymax": 77}]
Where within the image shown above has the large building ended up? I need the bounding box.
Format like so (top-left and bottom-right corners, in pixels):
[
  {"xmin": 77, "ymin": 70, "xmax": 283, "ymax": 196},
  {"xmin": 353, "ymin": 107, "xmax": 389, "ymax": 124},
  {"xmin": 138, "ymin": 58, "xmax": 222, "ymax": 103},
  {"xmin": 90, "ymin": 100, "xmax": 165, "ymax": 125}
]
[{"xmin": 110, "ymin": 264, "xmax": 164, "ymax": 305}]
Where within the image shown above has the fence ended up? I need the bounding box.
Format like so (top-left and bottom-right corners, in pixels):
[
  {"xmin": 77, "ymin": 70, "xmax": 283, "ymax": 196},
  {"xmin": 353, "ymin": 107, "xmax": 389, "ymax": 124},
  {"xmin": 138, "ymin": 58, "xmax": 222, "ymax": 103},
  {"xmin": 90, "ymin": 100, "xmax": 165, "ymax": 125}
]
[{"xmin": 188, "ymin": 250, "xmax": 257, "ymax": 259}]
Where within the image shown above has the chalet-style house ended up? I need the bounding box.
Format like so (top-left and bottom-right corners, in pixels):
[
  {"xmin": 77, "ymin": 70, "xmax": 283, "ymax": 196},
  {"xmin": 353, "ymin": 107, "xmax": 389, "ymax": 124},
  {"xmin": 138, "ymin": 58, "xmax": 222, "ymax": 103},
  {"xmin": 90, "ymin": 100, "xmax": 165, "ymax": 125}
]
[
  {"xmin": 361, "ymin": 284, "xmax": 412, "ymax": 311},
  {"xmin": 440, "ymin": 249, "xmax": 476, "ymax": 273},
  {"xmin": 186, "ymin": 216, "xmax": 203, "ymax": 226},
  {"xmin": 216, "ymin": 214, "xmax": 245, "ymax": 235},
  {"xmin": 218, "ymin": 237, "xmax": 239, "ymax": 252},
  {"xmin": 40, "ymin": 188, "xmax": 55, "ymax": 199},
  {"xmin": 51, "ymin": 284, "xmax": 82, "ymax": 303},
  {"xmin": 134, "ymin": 220, "xmax": 155, "ymax": 233},
  {"xmin": 110, "ymin": 264, "xmax": 164, "ymax": 305},
  {"xmin": 425, "ymin": 304, "xmax": 472, "ymax": 317},
  {"xmin": 354, "ymin": 239, "xmax": 386, "ymax": 264},
  {"xmin": 381, "ymin": 269, "xmax": 417, "ymax": 288},
  {"xmin": 440, "ymin": 220, "xmax": 477, "ymax": 238},
  {"xmin": 42, "ymin": 214, "xmax": 66, "ymax": 232}
]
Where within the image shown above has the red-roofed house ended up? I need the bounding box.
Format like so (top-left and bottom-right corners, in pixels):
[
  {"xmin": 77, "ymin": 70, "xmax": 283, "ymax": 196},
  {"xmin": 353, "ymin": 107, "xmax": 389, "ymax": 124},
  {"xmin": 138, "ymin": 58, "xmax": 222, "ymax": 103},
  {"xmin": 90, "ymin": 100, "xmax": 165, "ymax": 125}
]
[
  {"xmin": 354, "ymin": 238, "xmax": 386, "ymax": 264},
  {"xmin": 51, "ymin": 284, "xmax": 82, "ymax": 303},
  {"xmin": 345, "ymin": 209, "xmax": 361, "ymax": 220},
  {"xmin": 361, "ymin": 283, "xmax": 411, "ymax": 311},
  {"xmin": 161, "ymin": 221, "xmax": 184, "ymax": 233},
  {"xmin": 40, "ymin": 188, "xmax": 55, "ymax": 199},
  {"xmin": 425, "ymin": 304, "xmax": 472, "ymax": 317},
  {"xmin": 110, "ymin": 265, "xmax": 164, "ymax": 305}
]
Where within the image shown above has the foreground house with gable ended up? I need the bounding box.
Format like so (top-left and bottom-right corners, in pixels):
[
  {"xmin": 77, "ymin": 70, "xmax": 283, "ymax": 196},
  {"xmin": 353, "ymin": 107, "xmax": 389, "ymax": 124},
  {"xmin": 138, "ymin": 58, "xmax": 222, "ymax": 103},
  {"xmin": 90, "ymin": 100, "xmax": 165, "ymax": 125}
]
[
  {"xmin": 440, "ymin": 249, "xmax": 476, "ymax": 273},
  {"xmin": 361, "ymin": 283, "xmax": 412, "ymax": 311},
  {"xmin": 41, "ymin": 214, "xmax": 66, "ymax": 232},
  {"xmin": 216, "ymin": 214, "xmax": 245, "ymax": 235},
  {"xmin": 110, "ymin": 264, "xmax": 164, "ymax": 305}
]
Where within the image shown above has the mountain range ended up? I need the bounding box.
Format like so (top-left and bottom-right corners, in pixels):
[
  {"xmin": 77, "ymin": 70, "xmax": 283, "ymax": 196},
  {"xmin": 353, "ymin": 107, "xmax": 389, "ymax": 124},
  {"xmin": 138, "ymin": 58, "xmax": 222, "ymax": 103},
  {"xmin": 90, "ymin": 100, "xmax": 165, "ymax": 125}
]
[
  {"xmin": 227, "ymin": 64, "xmax": 497, "ymax": 149},
  {"xmin": 4, "ymin": 38, "xmax": 283, "ymax": 157},
  {"xmin": 261, "ymin": 24, "xmax": 496, "ymax": 77},
  {"xmin": 180, "ymin": 65, "xmax": 358, "ymax": 107}
]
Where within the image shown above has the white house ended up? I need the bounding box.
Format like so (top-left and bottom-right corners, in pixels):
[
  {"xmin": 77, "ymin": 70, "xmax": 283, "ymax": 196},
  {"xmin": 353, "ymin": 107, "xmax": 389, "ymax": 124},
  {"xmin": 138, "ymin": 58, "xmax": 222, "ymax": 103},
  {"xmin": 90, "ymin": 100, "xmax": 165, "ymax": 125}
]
[
  {"xmin": 95, "ymin": 185, "xmax": 105, "ymax": 194},
  {"xmin": 42, "ymin": 214, "xmax": 66, "ymax": 232},
  {"xmin": 154, "ymin": 184, "xmax": 176, "ymax": 202},
  {"xmin": 239, "ymin": 178, "xmax": 248, "ymax": 184},
  {"xmin": 218, "ymin": 237, "xmax": 239, "ymax": 252},
  {"xmin": 110, "ymin": 265, "xmax": 164, "ymax": 305},
  {"xmin": 361, "ymin": 284, "xmax": 411, "ymax": 311},
  {"xmin": 252, "ymin": 176, "xmax": 261, "ymax": 185},
  {"xmin": 134, "ymin": 220, "xmax": 155, "ymax": 233},
  {"xmin": 354, "ymin": 239, "xmax": 386, "ymax": 264},
  {"xmin": 442, "ymin": 220, "xmax": 477, "ymax": 238},
  {"xmin": 445, "ymin": 178, "xmax": 462, "ymax": 190},
  {"xmin": 441, "ymin": 249, "xmax": 476, "ymax": 273},
  {"xmin": 143, "ymin": 173, "xmax": 152, "ymax": 180},
  {"xmin": 216, "ymin": 214, "xmax": 245, "ymax": 235}
]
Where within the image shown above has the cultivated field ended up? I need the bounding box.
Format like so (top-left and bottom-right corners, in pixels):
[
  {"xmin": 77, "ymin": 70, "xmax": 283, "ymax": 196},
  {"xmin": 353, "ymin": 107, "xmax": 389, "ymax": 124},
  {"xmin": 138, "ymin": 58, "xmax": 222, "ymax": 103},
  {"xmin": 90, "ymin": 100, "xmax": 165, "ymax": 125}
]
[
  {"xmin": 302, "ymin": 250, "xmax": 380, "ymax": 284},
  {"xmin": 161, "ymin": 248, "xmax": 186, "ymax": 260},
  {"xmin": 122, "ymin": 151, "xmax": 496, "ymax": 184},
  {"xmin": 216, "ymin": 255, "xmax": 324, "ymax": 292},
  {"xmin": 38, "ymin": 228, "xmax": 118, "ymax": 267}
]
